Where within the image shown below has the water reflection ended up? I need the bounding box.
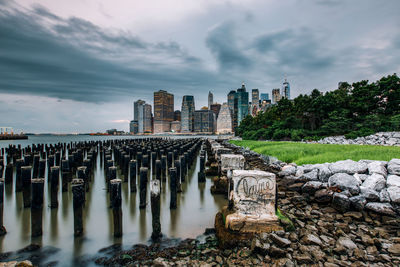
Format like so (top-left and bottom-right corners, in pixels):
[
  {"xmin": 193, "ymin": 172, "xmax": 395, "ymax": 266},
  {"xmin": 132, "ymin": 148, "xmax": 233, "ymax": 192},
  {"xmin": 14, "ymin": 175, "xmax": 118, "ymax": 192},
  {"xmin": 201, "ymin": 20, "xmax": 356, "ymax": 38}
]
[{"xmin": 0, "ymin": 135, "xmax": 227, "ymax": 266}]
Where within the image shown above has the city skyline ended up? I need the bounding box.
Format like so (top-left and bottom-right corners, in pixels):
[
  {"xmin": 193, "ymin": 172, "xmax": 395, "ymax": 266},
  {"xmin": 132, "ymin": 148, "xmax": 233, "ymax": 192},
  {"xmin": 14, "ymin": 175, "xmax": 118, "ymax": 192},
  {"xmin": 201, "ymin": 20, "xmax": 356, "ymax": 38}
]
[{"xmin": 0, "ymin": 0, "xmax": 399, "ymax": 133}]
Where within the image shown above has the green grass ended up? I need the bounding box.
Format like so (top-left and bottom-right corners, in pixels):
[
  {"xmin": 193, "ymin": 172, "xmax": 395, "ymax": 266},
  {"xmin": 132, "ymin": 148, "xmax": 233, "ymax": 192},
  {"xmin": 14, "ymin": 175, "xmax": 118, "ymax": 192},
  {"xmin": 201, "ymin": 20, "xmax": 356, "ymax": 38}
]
[{"xmin": 230, "ymin": 140, "xmax": 400, "ymax": 165}]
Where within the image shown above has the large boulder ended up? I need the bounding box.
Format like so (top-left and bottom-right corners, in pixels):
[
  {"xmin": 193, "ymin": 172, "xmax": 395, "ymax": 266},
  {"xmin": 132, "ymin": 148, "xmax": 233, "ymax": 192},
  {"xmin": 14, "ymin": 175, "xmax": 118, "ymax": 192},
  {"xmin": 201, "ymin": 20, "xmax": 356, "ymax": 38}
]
[
  {"xmin": 329, "ymin": 160, "xmax": 368, "ymax": 174},
  {"xmin": 387, "ymin": 186, "xmax": 400, "ymax": 204},
  {"xmin": 380, "ymin": 188, "xmax": 391, "ymax": 203},
  {"xmin": 365, "ymin": 202, "xmax": 396, "ymax": 216},
  {"xmin": 302, "ymin": 181, "xmax": 324, "ymax": 195},
  {"xmin": 278, "ymin": 165, "xmax": 297, "ymax": 176},
  {"xmin": 314, "ymin": 189, "xmax": 333, "ymax": 203},
  {"xmin": 328, "ymin": 173, "xmax": 360, "ymax": 195},
  {"xmin": 349, "ymin": 195, "xmax": 367, "ymax": 211},
  {"xmin": 388, "ymin": 159, "xmax": 400, "ymax": 175},
  {"xmin": 361, "ymin": 173, "xmax": 386, "ymax": 192},
  {"xmin": 387, "ymin": 175, "xmax": 400, "ymax": 188},
  {"xmin": 300, "ymin": 169, "xmax": 319, "ymax": 181},
  {"xmin": 315, "ymin": 164, "xmax": 332, "ymax": 182},
  {"xmin": 367, "ymin": 161, "xmax": 387, "ymax": 177},
  {"xmin": 359, "ymin": 186, "xmax": 380, "ymax": 201}
]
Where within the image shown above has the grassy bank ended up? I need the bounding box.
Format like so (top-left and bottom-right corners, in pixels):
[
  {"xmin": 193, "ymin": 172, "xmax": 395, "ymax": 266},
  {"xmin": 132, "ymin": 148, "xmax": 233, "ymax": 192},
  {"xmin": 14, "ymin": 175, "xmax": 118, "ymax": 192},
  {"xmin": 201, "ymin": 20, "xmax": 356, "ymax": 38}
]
[{"xmin": 230, "ymin": 140, "xmax": 400, "ymax": 165}]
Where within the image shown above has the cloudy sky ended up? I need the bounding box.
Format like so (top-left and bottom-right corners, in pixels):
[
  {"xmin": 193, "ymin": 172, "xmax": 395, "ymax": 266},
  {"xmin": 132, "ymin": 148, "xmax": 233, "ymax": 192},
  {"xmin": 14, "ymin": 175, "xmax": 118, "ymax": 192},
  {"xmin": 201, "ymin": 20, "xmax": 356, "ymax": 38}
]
[{"xmin": 0, "ymin": 0, "xmax": 399, "ymax": 133}]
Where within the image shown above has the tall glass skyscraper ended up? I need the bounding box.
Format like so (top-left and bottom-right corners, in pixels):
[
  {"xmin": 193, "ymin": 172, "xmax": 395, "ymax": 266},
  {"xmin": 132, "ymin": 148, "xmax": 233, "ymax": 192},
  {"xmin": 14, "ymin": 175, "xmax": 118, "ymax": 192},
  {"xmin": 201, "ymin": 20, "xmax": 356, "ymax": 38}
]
[
  {"xmin": 260, "ymin": 93, "xmax": 269, "ymax": 101},
  {"xmin": 181, "ymin": 95, "xmax": 195, "ymax": 132},
  {"xmin": 236, "ymin": 83, "xmax": 249, "ymax": 125},
  {"xmin": 283, "ymin": 78, "xmax": 290, "ymax": 99}
]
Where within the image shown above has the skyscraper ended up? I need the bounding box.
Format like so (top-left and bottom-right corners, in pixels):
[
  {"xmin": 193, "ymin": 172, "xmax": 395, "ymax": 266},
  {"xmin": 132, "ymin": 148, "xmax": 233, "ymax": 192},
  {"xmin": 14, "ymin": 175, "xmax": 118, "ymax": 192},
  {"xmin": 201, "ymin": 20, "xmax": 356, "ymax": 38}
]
[
  {"xmin": 227, "ymin": 90, "xmax": 238, "ymax": 131},
  {"xmin": 194, "ymin": 110, "xmax": 214, "ymax": 133},
  {"xmin": 181, "ymin": 95, "xmax": 195, "ymax": 132},
  {"xmin": 210, "ymin": 103, "xmax": 221, "ymax": 119},
  {"xmin": 143, "ymin": 103, "xmax": 152, "ymax": 133},
  {"xmin": 134, "ymin": 100, "xmax": 145, "ymax": 121},
  {"xmin": 260, "ymin": 93, "xmax": 269, "ymax": 101},
  {"xmin": 153, "ymin": 90, "xmax": 174, "ymax": 133},
  {"xmin": 134, "ymin": 100, "xmax": 152, "ymax": 133},
  {"xmin": 129, "ymin": 120, "xmax": 138, "ymax": 134},
  {"xmin": 251, "ymin": 89, "xmax": 259, "ymax": 117},
  {"xmin": 174, "ymin": 110, "xmax": 181, "ymax": 121},
  {"xmin": 272, "ymin": 88, "xmax": 281, "ymax": 104},
  {"xmin": 216, "ymin": 103, "xmax": 233, "ymax": 134},
  {"xmin": 208, "ymin": 91, "xmax": 213, "ymax": 109},
  {"xmin": 236, "ymin": 83, "xmax": 249, "ymax": 125},
  {"xmin": 282, "ymin": 78, "xmax": 290, "ymax": 99}
]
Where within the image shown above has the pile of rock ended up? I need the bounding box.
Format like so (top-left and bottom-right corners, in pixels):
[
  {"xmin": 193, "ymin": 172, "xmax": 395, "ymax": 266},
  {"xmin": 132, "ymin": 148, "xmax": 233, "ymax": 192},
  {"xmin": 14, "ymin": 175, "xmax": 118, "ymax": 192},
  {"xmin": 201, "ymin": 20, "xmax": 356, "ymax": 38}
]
[
  {"xmin": 279, "ymin": 159, "xmax": 400, "ymax": 216},
  {"xmin": 311, "ymin": 132, "xmax": 400, "ymax": 146}
]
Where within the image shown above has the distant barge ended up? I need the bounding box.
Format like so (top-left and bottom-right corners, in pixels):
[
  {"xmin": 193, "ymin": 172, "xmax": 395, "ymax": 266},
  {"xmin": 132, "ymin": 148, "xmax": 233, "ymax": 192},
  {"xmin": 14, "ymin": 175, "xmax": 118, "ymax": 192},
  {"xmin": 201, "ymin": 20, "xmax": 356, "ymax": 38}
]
[{"xmin": 0, "ymin": 134, "xmax": 28, "ymax": 140}]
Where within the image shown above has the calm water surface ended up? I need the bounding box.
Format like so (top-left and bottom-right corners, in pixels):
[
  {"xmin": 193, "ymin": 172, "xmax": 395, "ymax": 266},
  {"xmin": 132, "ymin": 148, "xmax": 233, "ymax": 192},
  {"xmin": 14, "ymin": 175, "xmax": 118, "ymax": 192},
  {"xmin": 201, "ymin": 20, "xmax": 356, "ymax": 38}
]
[{"xmin": 0, "ymin": 135, "xmax": 226, "ymax": 266}]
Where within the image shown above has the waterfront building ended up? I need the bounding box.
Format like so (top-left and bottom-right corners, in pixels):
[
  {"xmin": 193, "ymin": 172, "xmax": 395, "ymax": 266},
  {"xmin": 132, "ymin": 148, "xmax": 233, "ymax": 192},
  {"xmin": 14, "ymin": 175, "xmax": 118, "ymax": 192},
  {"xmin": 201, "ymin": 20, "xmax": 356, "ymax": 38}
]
[
  {"xmin": 143, "ymin": 103, "xmax": 153, "ymax": 133},
  {"xmin": 283, "ymin": 78, "xmax": 290, "ymax": 99},
  {"xmin": 208, "ymin": 91, "xmax": 213, "ymax": 109},
  {"xmin": 227, "ymin": 90, "xmax": 238, "ymax": 131},
  {"xmin": 194, "ymin": 110, "xmax": 214, "ymax": 133},
  {"xmin": 272, "ymin": 88, "xmax": 281, "ymax": 104},
  {"xmin": 129, "ymin": 120, "xmax": 138, "ymax": 134},
  {"xmin": 251, "ymin": 89, "xmax": 259, "ymax": 117},
  {"xmin": 236, "ymin": 83, "xmax": 249, "ymax": 125},
  {"xmin": 260, "ymin": 93, "xmax": 269, "ymax": 101},
  {"xmin": 154, "ymin": 90, "xmax": 174, "ymax": 133},
  {"xmin": 134, "ymin": 100, "xmax": 145, "ymax": 121},
  {"xmin": 210, "ymin": 103, "xmax": 221, "ymax": 119},
  {"xmin": 181, "ymin": 95, "xmax": 195, "ymax": 132},
  {"xmin": 174, "ymin": 110, "xmax": 181, "ymax": 121},
  {"xmin": 170, "ymin": 121, "xmax": 181, "ymax": 133},
  {"xmin": 216, "ymin": 103, "xmax": 233, "ymax": 134}
]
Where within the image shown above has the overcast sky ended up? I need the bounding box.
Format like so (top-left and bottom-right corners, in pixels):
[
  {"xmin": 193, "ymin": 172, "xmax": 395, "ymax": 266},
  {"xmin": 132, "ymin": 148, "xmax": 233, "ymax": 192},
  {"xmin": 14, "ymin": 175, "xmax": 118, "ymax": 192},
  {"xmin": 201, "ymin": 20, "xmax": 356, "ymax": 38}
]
[{"xmin": 0, "ymin": 0, "xmax": 399, "ymax": 133}]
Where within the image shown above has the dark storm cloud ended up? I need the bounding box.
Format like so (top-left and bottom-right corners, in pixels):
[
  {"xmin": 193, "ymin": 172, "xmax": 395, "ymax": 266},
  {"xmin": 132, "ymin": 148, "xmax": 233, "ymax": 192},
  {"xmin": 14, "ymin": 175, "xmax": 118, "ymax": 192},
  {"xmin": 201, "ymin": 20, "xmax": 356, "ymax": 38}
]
[
  {"xmin": 206, "ymin": 22, "xmax": 251, "ymax": 70},
  {"xmin": 0, "ymin": 3, "xmax": 216, "ymax": 102},
  {"xmin": 254, "ymin": 29, "xmax": 335, "ymax": 72}
]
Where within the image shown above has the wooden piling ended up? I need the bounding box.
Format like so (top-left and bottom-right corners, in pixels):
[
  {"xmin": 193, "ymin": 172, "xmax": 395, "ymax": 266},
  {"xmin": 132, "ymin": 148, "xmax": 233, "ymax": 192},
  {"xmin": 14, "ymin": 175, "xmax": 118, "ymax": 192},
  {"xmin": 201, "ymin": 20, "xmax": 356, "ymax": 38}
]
[
  {"xmin": 4, "ymin": 164, "xmax": 12, "ymax": 184},
  {"xmin": 77, "ymin": 166, "xmax": 88, "ymax": 192},
  {"xmin": 110, "ymin": 179, "xmax": 122, "ymax": 237},
  {"xmin": 72, "ymin": 179, "xmax": 84, "ymax": 236},
  {"xmin": 161, "ymin": 155, "xmax": 167, "ymax": 182},
  {"xmin": 22, "ymin": 166, "xmax": 32, "ymax": 208},
  {"xmin": 198, "ymin": 155, "xmax": 206, "ymax": 182},
  {"xmin": 129, "ymin": 160, "xmax": 137, "ymax": 193},
  {"xmin": 0, "ymin": 179, "xmax": 6, "ymax": 236},
  {"xmin": 31, "ymin": 178, "xmax": 44, "ymax": 237},
  {"xmin": 150, "ymin": 180, "xmax": 161, "ymax": 240},
  {"xmin": 139, "ymin": 167, "xmax": 148, "ymax": 209},
  {"xmin": 169, "ymin": 167, "xmax": 177, "ymax": 209},
  {"xmin": 50, "ymin": 166, "xmax": 59, "ymax": 208}
]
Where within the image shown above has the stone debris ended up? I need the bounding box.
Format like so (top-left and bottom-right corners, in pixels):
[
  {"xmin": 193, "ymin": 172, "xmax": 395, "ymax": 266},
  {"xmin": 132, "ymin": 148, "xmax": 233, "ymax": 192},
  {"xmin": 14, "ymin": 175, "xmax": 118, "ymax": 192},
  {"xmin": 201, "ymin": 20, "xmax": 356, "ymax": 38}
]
[{"xmin": 309, "ymin": 131, "xmax": 400, "ymax": 146}]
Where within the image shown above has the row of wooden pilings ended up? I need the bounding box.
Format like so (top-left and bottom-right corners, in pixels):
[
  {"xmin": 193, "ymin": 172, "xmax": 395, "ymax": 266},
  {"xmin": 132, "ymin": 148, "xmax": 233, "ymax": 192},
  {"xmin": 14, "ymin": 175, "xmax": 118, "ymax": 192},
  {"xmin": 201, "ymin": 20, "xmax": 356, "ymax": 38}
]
[{"xmin": 0, "ymin": 137, "xmax": 207, "ymax": 240}]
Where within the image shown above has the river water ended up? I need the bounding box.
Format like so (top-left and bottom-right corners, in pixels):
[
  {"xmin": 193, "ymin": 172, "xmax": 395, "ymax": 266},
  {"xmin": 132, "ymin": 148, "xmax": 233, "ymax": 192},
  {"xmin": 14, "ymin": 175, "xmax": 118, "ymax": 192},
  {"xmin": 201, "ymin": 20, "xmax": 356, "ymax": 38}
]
[{"xmin": 0, "ymin": 135, "xmax": 226, "ymax": 266}]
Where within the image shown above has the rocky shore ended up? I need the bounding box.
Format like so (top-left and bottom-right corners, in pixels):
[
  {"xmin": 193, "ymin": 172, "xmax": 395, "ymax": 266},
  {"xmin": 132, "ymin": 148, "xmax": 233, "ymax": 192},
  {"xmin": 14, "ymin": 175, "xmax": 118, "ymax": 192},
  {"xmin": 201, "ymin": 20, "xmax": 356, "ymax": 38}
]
[{"xmin": 310, "ymin": 132, "xmax": 400, "ymax": 146}]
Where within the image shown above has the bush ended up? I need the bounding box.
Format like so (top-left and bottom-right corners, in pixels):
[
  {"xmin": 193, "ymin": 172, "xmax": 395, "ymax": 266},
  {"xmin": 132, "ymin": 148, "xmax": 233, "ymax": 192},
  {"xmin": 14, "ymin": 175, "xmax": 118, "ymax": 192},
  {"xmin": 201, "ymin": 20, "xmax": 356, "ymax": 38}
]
[
  {"xmin": 272, "ymin": 129, "xmax": 291, "ymax": 140},
  {"xmin": 291, "ymin": 129, "xmax": 306, "ymax": 141},
  {"xmin": 344, "ymin": 128, "xmax": 375, "ymax": 139}
]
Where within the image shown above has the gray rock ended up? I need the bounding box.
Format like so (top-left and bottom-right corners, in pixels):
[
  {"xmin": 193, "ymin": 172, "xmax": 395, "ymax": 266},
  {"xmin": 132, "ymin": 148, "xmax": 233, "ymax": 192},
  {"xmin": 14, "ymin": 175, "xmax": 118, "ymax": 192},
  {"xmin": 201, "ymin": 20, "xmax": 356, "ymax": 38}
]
[
  {"xmin": 365, "ymin": 202, "xmax": 396, "ymax": 216},
  {"xmin": 336, "ymin": 237, "xmax": 357, "ymax": 250},
  {"xmin": 387, "ymin": 186, "xmax": 400, "ymax": 204},
  {"xmin": 359, "ymin": 186, "xmax": 380, "ymax": 201},
  {"xmin": 349, "ymin": 195, "xmax": 367, "ymax": 211},
  {"xmin": 388, "ymin": 159, "xmax": 400, "ymax": 175},
  {"xmin": 279, "ymin": 165, "xmax": 296, "ymax": 176},
  {"xmin": 329, "ymin": 160, "xmax": 368, "ymax": 174},
  {"xmin": 316, "ymin": 164, "xmax": 332, "ymax": 182},
  {"xmin": 295, "ymin": 166, "xmax": 304, "ymax": 177},
  {"xmin": 361, "ymin": 173, "xmax": 386, "ymax": 192},
  {"xmin": 300, "ymin": 169, "xmax": 319, "ymax": 181},
  {"xmin": 314, "ymin": 189, "xmax": 333, "ymax": 203},
  {"xmin": 328, "ymin": 173, "xmax": 360, "ymax": 195},
  {"xmin": 301, "ymin": 234, "xmax": 323, "ymax": 246},
  {"xmin": 269, "ymin": 233, "xmax": 291, "ymax": 248},
  {"xmin": 251, "ymin": 238, "xmax": 270, "ymax": 256},
  {"xmin": 354, "ymin": 173, "xmax": 369, "ymax": 182},
  {"xmin": 379, "ymin": 188, "xmax": 391, "ymax": 203},
  {"xmin": 302, "ymin": 181, "xmax": 323, "ymax": 195},
  {"xmin": 387, "ymin": 175, "xmax": 400, "ymax": 188},
  {"xmin": 368, "ymin": 161, "xmax": 387, "ymax": 177},
  {"xmin": 332, "ymin": 193, "xmax": 350, "ymax": 212}
]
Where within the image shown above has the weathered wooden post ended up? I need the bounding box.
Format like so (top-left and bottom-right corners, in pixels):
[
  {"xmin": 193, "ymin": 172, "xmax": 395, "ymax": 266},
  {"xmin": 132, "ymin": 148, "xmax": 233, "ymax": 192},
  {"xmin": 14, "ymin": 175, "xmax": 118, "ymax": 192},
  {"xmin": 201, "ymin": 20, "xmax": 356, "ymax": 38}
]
[
  {"xmin": 47, "ymin": 155, "xmax": 54, "ymax": 181},
  {"xmin": 174, "ymin": 160, "xmax": 182, "ymax": 193},
  {"xmin": 150, "ymin": 180, "xmax": 161, "ymax": 240},
  {"xmin": 169, "ymin": 167, "xmax": 177, "ymax": 209},
  {"xmin": 38, "ymin": 159, "xmax": 46, "ymax": 179},
  {"xmin": 61, "ymin": 159, "xmax": 70, "ymax": 192},
  {"xmin": 151, "ymin": 152, "xmax": 156, "ymax": 174},
  {"xmin": 136, "ymin": 152, "xmax": 142, "ymax": 175},
  {"xmin": 108, "ymin": 166, "xmax": 117, "ymax": 193},
  {"xmin": 110, "ymin": 179, "xmax": 122, "ymax": 237},
  {"xmin": 72, "ymin": 179, "xmax": 84, "ymax": 236},
  {"xmin": 77, "ymin": 166, "xmax": 88, "ymax": 192},
  {"xmin": 198, "ymin": 155, "xmax": 206, "ymax": 182},
  {"xmin": 123, "ymin": 155, "xmax": 130, "ymax": 182},
  {"xmin": 50, "ymin": 166, "xmax": 59, "ymax": 208},
  {"xmin": 155, "ymin": 160, "xmax": 161, "ymax": 182},
  {"xmin": 161, "ymin": 155, "xmax": 167, "ymax": 182},
  {"xmin": 31, "ymin": 178, "xmax": 44, "ymax": 237},
  {"xmin": 32, "ymin": 154, "xmax": 40, "ymax": 178},
  {"xmin": 129, "ymin": 160, "xmax": 137, "ymax": 193},
  {"xmin": 180, "ymin": 155, "xmax": 186, "ymax": 182},
  {"xmin": 167, "ymin": 152, "xmax": 173, "ymax": 169},
  {"xmin": 139, "ymin": 167, "xmax": 148, "ymax": 209},
  {"xmin": 4, "ymin": 164, "xmax": 13, "ymax": 184},
  {"xmin": 0, "ymin": 178, "xmax": 6, "ymax": 236},
  {"xmin": 15, "ymin": 159, "xmax": 23, "ymax": 192},
  {"xmin": 22, "ymin": 166, "xmax": 32, "ymax": 208}
]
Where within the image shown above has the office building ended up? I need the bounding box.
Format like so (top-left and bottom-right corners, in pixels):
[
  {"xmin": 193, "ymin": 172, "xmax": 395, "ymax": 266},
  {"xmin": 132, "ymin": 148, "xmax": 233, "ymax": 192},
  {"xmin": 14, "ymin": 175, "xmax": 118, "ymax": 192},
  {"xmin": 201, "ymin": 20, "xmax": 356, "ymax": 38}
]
[
  {"xmin": 216, "ymin": 103, "xmax": 233, "ymax": 134},
  {"xmin": 260, "ymin": 93, "xmax": 269, "ymax": 101},
  {"xmin": 272, "ymin": 88, "xmax": 281, "ymax": 104},
  {"xmin": 251, "ymin": 89, "xmax": 259, "ymax": 117},
  {"xmin": 227, "ymin": 90, "xmax": 238, "ymax": 131},
  {"xmin": 208, "ymin": 91, "xmax": 213, "ymax": 109},
  {"xmin": 129, "ymin": 120, "xmax": 138, "ymax": 134},
  {"xmin": 283, "ymin": 78, "xmax": 290, "ymax": 99},
  {"xmin": 134, "ymin": 100, "xmax": 145, "ymax": 120},
  {"xmin": 174, "ymin": 110, "xmax": 181, "ymax": 121},
  {"xmin": 194, "ymin": 110, "xmax": 214, "ymax": 133},
  {"xmin": 236, "ymin": 83, "xmax": 249, "ymax": 125},
  {"xmin": 154, "ymin": 90, "xmax": 174, "ymax": 133},
  {"xmin": 170, "ymin": 121, "xmax": 181, "ymax": 133},
  {"xmin": 181, "ymin": 95, "xmax": 195, "ymax": 132},
  {"xmin": 143, "ymin": 103, "xmax": 152, "ymax": 133},
  {"xmin": 210, "ymin": 103, "xmax": 221, "ymax": 119}
]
